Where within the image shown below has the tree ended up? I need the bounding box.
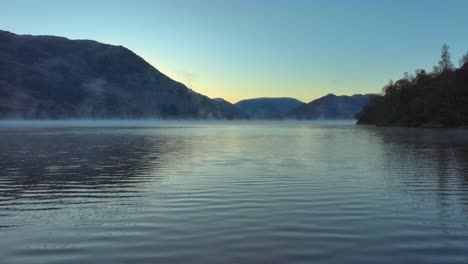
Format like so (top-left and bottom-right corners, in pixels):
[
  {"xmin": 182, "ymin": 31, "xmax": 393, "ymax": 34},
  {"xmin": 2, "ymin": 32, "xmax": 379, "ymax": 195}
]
[
  {"xmin": 459, "ymin": 51, "xmax": 468, "ymax": 67},
  {"xmin": 356, "ymin": 43, "xmax": 468, "ymax": 127},
  {"xmin": 438, "ymin": 44, "xmax": 453, "ymax": 72}
]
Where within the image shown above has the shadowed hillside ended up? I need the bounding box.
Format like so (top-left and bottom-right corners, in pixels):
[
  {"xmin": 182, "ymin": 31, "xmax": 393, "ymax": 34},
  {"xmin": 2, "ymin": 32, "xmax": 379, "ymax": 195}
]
[
  {"xmin": 0, "ymin": 30, "xmax": 228, "ymax": 119},
  {"xmin": 287, "ymin": 94, "xmax": 370, "ymax": 119},
  {"xmin": 212, "ymin": 98, "xmax": 247, "ymax": 119},
  {"xmin": 234, "ymin": 97, "xmax": 304, "ymax": 119}
]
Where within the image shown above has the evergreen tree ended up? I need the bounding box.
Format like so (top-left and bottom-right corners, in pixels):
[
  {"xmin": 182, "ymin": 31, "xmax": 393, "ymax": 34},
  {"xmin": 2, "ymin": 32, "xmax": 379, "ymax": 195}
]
[{"xmin": 438, "ymin": 44, "xmax": 453, "ymax": 72}]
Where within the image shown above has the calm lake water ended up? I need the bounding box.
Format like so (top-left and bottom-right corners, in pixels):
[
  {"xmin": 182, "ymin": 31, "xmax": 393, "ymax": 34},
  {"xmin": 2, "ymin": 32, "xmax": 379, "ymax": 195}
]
[{"xmin": 0, "ymin": 120, "xmax": 468, "ymax": 264}]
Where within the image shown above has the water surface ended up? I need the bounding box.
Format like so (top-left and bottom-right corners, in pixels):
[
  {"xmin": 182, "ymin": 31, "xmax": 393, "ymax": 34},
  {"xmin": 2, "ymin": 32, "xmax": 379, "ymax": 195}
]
[{"xmin": 1, "ymin": 121, "xmax": 468, "ymax": 264}]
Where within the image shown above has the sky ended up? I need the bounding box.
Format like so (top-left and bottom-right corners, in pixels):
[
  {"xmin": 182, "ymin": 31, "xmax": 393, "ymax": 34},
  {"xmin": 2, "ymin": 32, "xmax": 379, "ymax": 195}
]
[{"xmin": 1, "ymin": 0, "xmax": 468, "ymax": 103}]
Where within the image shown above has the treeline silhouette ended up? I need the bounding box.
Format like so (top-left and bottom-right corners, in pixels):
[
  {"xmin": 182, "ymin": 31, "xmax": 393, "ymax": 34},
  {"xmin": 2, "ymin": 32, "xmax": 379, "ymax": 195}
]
[{"xmin": 356, "ymin": 44, "xmax": 468, "ymax": 127}]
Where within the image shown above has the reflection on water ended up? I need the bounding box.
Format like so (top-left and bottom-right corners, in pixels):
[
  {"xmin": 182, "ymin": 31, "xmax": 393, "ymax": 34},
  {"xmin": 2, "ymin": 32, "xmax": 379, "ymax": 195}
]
[
  {"xmin": 0, "ymin": 121, "xmax": 467, "ymax": 264},
  {"xmin": 0, "ymin": 130, "xmax": 186, "ymax": 212},
  {"xmin": 372, "ymin": 127, "xmax": 468, "ymax": 205}
]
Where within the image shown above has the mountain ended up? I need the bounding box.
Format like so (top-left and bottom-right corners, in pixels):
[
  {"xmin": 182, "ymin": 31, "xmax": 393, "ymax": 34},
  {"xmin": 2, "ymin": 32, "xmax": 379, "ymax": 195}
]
[
  {"xmin": 287, "ymin": 94, "xmax": 370, "ymax": 119},
  {"xmin": 0, "ymin": 30, "xmax": 224, "ymax": 119},
  {"xmin": 212, "ymin": 98, "xmax": 246, "ymax": 119},
  {"xmin": 234, "ymin": 97, "xmax": 304, "ymax": 119},
  {"xmin": 356, "ymin": 62, "xmax": 468, "ymax": 127}
]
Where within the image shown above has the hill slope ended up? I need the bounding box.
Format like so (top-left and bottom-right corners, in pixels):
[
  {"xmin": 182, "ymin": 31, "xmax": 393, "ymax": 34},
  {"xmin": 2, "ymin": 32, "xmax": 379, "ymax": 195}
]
[
  {"xmin": 0, "ymin": 30, "xmax": 224, "ymax": 119},
  {"xmin": 234, "ymin": 97, "xmax": 304, "ymax": 119},
  {"xmin": 287, "ymin": 94, "xmax": 370, "ymax": 119},
  {"xmin": 212, "ymin": 98, "xmax": 246, "ymax": 119}
]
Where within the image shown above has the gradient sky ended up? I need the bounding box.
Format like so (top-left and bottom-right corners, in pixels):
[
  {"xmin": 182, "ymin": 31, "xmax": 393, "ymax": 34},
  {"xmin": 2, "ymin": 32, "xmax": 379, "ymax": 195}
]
[{"xmin": 1, "ymin": 0, "xmax": 468, "ymax": 103}]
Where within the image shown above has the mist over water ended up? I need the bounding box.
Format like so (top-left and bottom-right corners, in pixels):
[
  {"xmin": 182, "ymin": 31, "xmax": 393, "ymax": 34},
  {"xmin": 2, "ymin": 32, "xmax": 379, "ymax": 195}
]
[{"xmin": 0, "ymin": 121, "xmax": 468, "ymax": 264}]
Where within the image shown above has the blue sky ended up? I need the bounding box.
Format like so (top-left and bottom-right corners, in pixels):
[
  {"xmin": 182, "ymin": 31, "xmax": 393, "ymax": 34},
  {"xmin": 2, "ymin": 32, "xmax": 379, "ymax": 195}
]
[{"xmin": 2, "ymin": 0, "xmax": 468, "ymax": 103}]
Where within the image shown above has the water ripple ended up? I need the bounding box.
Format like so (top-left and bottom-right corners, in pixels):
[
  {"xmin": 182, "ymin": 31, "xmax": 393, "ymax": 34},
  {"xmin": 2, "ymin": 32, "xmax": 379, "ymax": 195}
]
[{"xmin": 0, "ymin": 121, "xmax": 468, "ymax": 263}]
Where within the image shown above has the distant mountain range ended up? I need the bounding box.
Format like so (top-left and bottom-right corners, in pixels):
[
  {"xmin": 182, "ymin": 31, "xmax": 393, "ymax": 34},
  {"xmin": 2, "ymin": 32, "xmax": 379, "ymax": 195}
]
[
  {"xmin": 234, "ymin": 97, "xmax": 304, "ymax": 119},
  {"xmin": 213, "ymin": 95, "xmax": 370, "ymax": 119},
  {"xmin": 287, "ymin": 94, "xmax": 370, "ymax": 119},
  {"xmin": 0, "ymin": 30, "xmax": 369, "ymax": 120},
  {"xmin": 0, "ymin": 30, "xmax": 224, "ymax": 119},
  {"xmin": 212, "ymin": 98, "xmax": 247, "ymax": 119}
]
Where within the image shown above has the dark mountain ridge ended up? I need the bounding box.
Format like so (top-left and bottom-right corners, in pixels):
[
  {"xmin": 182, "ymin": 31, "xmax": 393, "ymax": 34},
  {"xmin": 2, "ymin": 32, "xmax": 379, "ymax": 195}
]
[
  {"xmin": 0, "ymin": 30, "xmax": 376, "ymax": 121},
  {"xmin": 287, "ymin": 94, "xmax": 370, "ymax": 119},
  {"xmin": 234, "ymin": 97, "xmax": 304, "ymax": 119},
  {"xmin": 0, "ymin": 30, "xmax": 225, "ymax": 119},
  {"xmin": 212, "ymin": 98, "xmax": 247, "ymax": 119}
]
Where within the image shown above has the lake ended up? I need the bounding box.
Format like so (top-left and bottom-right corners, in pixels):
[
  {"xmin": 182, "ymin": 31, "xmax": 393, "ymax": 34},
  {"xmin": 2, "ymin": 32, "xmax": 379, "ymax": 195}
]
[{"xmin": 0, "ymin": 120, "xmax": 468, "ymax": 264}]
